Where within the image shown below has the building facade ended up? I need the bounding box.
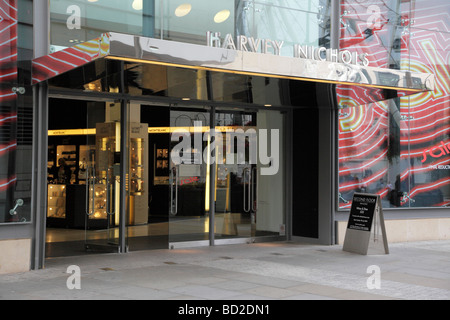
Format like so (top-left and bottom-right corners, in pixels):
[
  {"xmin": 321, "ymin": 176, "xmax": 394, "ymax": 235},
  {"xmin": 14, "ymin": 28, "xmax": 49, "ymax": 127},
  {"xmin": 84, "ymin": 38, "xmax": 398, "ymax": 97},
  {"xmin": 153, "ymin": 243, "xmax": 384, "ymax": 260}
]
[{"xmin": 0, "ymin": 0, "xmax": 448, "ymax": 273}]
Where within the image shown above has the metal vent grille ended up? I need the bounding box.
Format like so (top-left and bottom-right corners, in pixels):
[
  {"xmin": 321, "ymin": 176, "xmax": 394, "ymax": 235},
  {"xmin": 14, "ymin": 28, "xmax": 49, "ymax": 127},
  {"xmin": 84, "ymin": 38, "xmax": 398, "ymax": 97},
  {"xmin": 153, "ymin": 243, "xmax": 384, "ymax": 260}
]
[
  {"xmin": 0, "ymin": 101, "xmax": 33, "ymax": 146},
  {"xmin": 17, "ymin": 102, "xmax": 33, "ymax": 146}
]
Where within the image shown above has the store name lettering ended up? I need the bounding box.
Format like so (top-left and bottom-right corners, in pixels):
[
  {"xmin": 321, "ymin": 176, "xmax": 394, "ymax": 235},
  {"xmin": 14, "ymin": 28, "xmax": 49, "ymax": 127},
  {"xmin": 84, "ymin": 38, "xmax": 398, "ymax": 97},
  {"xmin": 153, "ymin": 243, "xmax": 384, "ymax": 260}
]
[
  {"xmin": 354, "ymin": 197, "xmax": 377, "ymax": 203},
  {"xmin": 207, "ymin": 32, "xmax": 370, "ymax": 67},
  {"xmin": 421, "ymin": 141, "xmax": 450, "ymax": 163}
]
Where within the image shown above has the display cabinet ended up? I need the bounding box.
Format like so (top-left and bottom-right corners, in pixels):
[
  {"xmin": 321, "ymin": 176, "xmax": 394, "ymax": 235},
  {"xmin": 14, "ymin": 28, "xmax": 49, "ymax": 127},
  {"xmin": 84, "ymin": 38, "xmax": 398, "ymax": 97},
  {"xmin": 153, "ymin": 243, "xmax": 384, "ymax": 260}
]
[
  {"xmin": 86, "ymin": 183, "xmax": 108, "ymax": 220},
  {"xmin": 47, "ymin": 184, "xmax": 67, "ymax": 219},
  {"xmin": 96, "ymin": 122, "xmax": 148, "ymax": 226},
  {"xmin": 128, "ymin": 123, "xmax": 149, "ymax": 225},
  {"xmin": 130, "ymin": 138, "xmax": 145, "ymax": 195}
]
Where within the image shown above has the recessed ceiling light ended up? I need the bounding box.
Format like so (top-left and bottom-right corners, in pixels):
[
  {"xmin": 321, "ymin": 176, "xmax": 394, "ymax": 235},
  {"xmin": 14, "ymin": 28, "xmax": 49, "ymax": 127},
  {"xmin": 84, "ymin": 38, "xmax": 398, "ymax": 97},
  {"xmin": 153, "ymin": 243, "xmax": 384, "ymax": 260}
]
[
  {"xmin": 175, "ymin": 4, "xmax": 192, "ymax": 17},
  {"xmin": 132, "ymin": 0, "xmax": 143, "ymax": 11},
  {"xmin": 214, "ymin": 9, "xmax": 231, "ymax": 23}
]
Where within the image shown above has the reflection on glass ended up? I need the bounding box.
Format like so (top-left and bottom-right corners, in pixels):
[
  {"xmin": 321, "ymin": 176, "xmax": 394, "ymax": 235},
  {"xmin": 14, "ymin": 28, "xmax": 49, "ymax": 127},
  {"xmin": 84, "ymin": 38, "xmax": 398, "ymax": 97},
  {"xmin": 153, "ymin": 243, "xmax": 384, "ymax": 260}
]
[
  {"xmin": 168, "ymin": 107, "xmax": 210, "ymax": 243},
  {"xmin": 50, "ymin": 0, "xmax": 331, "ymax": 53},
  {"xmin": 175, "ymin": 4, "xmax": 192, "ymax": 17},
  {"xmin": 213, "ymin": 108, "xmax": 285, "ymax": 239},
  {"xmin": 0, "ymin": 0, "xmax": 34, "ymax": 223},
  {"xmin": 214, "ymin": 10, "xmax": 231, "ymax": 24},
  {"xmin": 340, "ymin": 0, "xmax": 411, "ymax": 70},
  {"xmin": 238, "ymin": 0, "xmax": 331, "ymax": 55},
  {"xmin": 338, "ymin": 0, "xmax": 450, "ymax": 210},
  {"xmin": 45, "ymin": 99, "xmax": 121, "ymax": 257}
]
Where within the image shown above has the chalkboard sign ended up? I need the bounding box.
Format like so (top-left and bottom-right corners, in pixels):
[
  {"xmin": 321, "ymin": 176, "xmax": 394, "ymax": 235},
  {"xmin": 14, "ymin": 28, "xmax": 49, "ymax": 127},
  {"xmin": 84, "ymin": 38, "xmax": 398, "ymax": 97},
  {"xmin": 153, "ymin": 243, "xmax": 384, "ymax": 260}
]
[{"xmin": 343, "ymin": 193, "xmax": 389, "ymax": 255}]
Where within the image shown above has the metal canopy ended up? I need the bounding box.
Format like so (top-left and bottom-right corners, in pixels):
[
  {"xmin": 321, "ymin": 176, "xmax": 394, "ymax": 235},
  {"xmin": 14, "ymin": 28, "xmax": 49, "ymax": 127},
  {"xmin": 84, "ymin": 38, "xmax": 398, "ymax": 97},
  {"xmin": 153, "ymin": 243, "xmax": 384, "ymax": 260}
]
[{"xmin": 33, "ymin": 32, "xmax": 435, "ymax": 99}]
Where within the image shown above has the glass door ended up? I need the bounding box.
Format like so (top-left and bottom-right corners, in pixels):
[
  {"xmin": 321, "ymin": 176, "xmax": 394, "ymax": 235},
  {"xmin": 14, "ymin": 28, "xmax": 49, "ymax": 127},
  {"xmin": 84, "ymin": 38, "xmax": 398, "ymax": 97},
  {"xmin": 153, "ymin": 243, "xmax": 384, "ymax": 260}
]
[
  {"xmin": 84, "ymin": 118, "xmax": 121, "ymax": 252},
  {"xmin": 125, "ymin": 103, "xmax": 170, "ymax": 251},
  {"xmin": 214, "ymin": 108, "xmax": 285, "ymax": 241},
  {"xmin": 118, "ymin": 102, "xmax": 285, "ymax": 251},
  {"xmin": 124, "ymin": 102, "xmax": 211, "ymax": 250},
  {"xmin": 46, "ymin": 99, "xmax": 121, "ymax": 257},
  {"xmin": 168, "ymin": 105, "xmax": 210, "ymax": 244},
  {"xmin": 213, "ymin": 110, "xmax": 256, "ymax": 239}
]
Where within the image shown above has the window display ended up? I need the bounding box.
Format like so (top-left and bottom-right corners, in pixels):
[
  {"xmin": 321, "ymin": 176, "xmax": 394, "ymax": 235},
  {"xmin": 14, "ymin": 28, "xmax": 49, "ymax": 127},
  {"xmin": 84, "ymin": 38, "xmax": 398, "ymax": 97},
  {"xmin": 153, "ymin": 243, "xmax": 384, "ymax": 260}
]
[{"xmin": 338, "ymin": 0, "xmax": 450, "ymax": 210}]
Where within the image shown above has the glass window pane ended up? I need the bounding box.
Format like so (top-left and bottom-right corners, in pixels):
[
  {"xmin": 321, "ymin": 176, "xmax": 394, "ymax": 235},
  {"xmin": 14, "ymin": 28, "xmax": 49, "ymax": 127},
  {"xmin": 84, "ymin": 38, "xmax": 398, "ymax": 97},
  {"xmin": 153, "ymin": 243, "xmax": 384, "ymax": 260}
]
[
  {"xmin": 50, "ymin": 0, "xmax": 151, "ymax": 50},
  {"xmin": 406, "ymin": 27, "xmax": 450, "ymax": 207},
  {"xmin": 0, "ymin": 0, "xmax": 33, "ymax": 224},
  {"xmin": 338, "ymin": 0, "xmax": 450, "ymax": 210},
  {"xmin": 338, "ymin": 99, "xmax": 416, "ymax": 209},
  {"xmin": 340, "ymin": 0, "xmax": 411, "ymax": 70},
  {"xmin": 161, "ymin": 0, "xmax": 235, "ymax": 44},
  {"xmin": 49, "ymin": 0, "xmax": 332, "ymax": 57}
]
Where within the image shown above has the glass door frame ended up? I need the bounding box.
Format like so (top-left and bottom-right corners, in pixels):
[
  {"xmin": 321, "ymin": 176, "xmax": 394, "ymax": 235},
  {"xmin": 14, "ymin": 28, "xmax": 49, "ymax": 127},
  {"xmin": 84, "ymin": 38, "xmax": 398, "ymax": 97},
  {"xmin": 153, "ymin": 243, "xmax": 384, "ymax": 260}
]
[
  {"xmin": 212, "ymin": 106, "xmax": 289, "ymax": 244},
  {"xmin": 167, "ymin": 103, "xmax": 214, "ymax": 246},
  {"xmin": 44, "ymin": 92, "xmax": 129, "ymax": 255},
  {"xmin": 44, "ymin": 88, "xmax": 291, "ymax": 257},
  {"xmin": 129, "ymin": 99, "xmax": 291, "ymax": 248}
]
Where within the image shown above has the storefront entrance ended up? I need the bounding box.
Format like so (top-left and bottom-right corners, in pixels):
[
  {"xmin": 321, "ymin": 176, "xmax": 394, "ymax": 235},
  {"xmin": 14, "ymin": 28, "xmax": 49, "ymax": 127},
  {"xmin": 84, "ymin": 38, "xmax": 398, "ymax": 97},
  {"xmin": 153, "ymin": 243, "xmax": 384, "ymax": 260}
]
[
  {"xmin": 45, "ymin": 94, "xmax": 286, "ymax": 258},
  {"xmin": 45, "ymin": 98, "xmax": 123, "ymax": 257}
]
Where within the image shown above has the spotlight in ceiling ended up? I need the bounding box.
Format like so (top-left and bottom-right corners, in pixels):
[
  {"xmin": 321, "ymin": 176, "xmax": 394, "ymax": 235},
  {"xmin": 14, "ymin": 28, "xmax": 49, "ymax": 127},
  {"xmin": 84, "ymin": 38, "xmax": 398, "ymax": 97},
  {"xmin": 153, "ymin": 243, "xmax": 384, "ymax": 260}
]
[
  {"xmin": 175, "ymin": 4, "xmax": 192, "ymax": 17},
  {"xmin": 214, "ymin": 9, "xmax": 231, "ymax": 23},
  {"xmin": 132, "ymin": 0, "xmax": 143, "ymax": 11}
]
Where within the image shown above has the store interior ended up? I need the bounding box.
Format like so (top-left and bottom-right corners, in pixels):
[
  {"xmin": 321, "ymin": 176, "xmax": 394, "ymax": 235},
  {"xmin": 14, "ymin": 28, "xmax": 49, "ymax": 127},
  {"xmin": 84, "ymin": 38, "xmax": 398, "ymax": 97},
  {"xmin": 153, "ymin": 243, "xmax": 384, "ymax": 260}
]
[{"xmin": 45, "ymin": 97, "xmax": 285, "ymax": 257}]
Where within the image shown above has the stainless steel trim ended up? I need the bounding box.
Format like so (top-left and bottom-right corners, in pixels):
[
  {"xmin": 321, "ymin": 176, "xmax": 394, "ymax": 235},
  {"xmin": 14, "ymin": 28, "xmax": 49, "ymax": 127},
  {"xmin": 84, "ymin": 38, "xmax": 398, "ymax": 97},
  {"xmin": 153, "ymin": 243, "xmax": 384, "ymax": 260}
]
[
  {"xmin": 169, "ymin": 240, "xmax": 210, "ymax": 249},
  {"xmin": 169, "ymin": 236, "xmax": 287, "ymax": 250},
  {"xmin": 170, "ymin": 238, "xmax": 249, "ymax": 250},
  {"xmin": 106, "ymin": 32, "xmax": 435, "ymax": 92}
]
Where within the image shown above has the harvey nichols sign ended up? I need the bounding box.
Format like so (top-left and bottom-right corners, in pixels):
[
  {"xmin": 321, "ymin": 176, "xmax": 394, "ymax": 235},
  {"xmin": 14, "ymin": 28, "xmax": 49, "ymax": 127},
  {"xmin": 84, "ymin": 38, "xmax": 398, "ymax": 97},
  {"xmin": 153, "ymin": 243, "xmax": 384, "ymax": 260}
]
[{"xmin": 207, "ymin": 31, "xmax": 370, "ymax": 67}]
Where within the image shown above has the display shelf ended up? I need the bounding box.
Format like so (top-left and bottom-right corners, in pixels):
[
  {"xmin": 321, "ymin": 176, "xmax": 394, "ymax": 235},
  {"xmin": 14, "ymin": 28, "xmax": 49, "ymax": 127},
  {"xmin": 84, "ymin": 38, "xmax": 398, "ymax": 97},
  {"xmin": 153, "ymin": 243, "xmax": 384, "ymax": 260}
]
[
  {"xmin": 87, "ymin": 184, "xmax": 108, "ymax": 220},
  {"xmin": 47, "ymin": 184, "xmax": 67, "ymax": 219}
]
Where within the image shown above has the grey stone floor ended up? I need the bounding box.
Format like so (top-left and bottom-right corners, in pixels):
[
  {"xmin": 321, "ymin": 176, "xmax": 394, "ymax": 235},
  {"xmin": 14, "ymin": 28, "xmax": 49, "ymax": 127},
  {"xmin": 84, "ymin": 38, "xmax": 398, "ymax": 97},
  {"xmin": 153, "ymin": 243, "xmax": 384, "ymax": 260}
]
[{"xmin": 0, "ymin": 240, "xmax": 449, "ymax": 300}]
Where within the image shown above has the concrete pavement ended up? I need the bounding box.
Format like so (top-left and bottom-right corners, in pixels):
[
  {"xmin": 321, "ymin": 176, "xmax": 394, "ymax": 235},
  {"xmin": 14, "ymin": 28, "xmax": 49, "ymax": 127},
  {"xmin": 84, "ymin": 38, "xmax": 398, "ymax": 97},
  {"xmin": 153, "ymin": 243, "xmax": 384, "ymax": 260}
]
[{"xmin": 0, "ymin": 240, "xmax": 449, "ymax": 300}]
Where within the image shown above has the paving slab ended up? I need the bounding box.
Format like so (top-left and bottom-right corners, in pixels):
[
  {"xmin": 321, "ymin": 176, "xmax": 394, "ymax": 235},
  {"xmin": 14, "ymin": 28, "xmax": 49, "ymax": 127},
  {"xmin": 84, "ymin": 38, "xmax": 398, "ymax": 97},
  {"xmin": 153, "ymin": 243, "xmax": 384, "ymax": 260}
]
[{"xmin": 0, "ymin": 240, "xmax": 449, "ymax": 301}]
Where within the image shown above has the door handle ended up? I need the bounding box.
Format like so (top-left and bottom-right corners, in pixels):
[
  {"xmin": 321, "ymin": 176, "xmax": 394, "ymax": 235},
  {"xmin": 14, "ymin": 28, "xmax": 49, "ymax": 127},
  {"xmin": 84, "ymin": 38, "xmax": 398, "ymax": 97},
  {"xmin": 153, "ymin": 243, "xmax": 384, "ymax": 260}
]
[
  {"xmin": 170, "ymin": 167, "xmax": 178, "ymax": 215},
  {"xmin": 86, "ymin": 166, "xmax": 96, "ymax": 216},
  {"xmin": 175, "ymin": 168, "xmax": 178, "ymax": 215},
  {"xmin": 243, "ymin": 167, "xmax": 251, "ymax": 213},
  {"xmin": 251, "ymin": 167, "xmax": 258, "ymax": 212},
  {"xmin": 106, "ymin": 168, "xmax": 115, "ymax": 216}
]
